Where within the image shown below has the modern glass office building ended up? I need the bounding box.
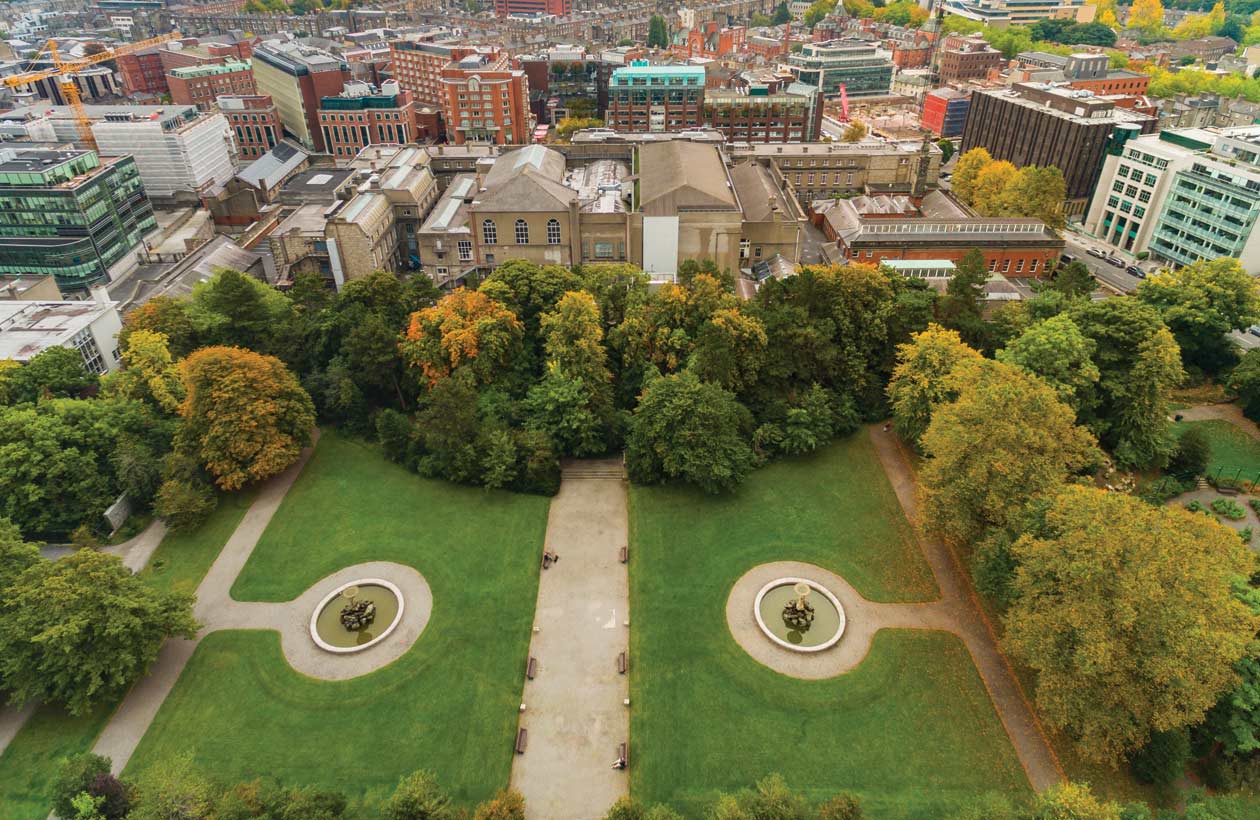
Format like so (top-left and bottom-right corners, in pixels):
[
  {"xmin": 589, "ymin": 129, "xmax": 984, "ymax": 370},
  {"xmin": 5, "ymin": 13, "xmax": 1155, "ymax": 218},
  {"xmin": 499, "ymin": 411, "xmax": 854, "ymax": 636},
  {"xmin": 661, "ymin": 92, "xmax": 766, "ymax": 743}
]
[
  {"xmin": 785, "ymin": 40, "xmax": 894, "ymax": 98},
  {"xmin": 0, "ymin": 148, "xmax": 155, "ymax": 292}
]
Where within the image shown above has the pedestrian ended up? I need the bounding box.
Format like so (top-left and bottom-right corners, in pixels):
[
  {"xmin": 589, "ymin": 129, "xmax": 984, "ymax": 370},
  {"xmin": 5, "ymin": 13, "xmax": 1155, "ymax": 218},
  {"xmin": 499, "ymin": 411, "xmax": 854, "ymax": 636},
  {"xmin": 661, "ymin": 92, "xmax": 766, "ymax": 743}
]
[
  {"xmin": 612, "ymin": 756, "xmax": 626, "ymax": 770},
  {"xmin": 882, "ymin": 423, "xmax": 890, "ymax": 433}
]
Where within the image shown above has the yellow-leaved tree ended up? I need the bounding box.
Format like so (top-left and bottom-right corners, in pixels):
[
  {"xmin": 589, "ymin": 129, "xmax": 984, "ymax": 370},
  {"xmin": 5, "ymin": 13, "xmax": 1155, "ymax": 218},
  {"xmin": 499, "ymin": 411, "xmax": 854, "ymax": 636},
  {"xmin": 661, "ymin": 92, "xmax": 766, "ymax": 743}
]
[
  {"xmin": 1127, "ymin": 0, "xmax": 1165, "ymax": 32},
  {"xmin": 1006, "ymin": 485, "xmax": 1257, "ymax": 764}
]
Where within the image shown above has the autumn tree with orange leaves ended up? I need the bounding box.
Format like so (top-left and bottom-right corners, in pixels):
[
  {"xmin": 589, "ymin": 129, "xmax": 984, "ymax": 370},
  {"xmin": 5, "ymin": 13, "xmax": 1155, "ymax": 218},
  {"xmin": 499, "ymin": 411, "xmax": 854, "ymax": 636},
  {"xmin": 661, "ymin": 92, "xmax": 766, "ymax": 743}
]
[
  {"xmin": 175, "ymin": 346, "xmax": 315, "ymax": 491},
  {"xmin": 401, "ymin": 288, "xmax": 524, "ymax": 387}
]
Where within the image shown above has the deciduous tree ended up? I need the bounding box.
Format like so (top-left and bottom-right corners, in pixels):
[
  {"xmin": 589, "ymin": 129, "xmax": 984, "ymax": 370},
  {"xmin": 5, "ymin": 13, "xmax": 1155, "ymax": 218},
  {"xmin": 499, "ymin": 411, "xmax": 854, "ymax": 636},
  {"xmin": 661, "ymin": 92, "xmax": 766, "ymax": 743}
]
[
  {"xmin": 1228, "ymin": 348, "xmax": 1260, "ymax": 421},
  {"xmin": 176, "ymin": 346, "xmax": 315, "ymax": 491},
  {"xmin": 920, "ymin": 359, "xmax": 1099, "ymax": 547},
  {"xmin": 383, "ymin": 770, "xmax": 456, "ymax": 820},
  {"xmin": 1069, "ymin": 298, "xmax": 1183, "ymax": 468},
  {"xmin": 106, "ymin": 330, "xmax": 184, "ymax": 412},
  {"xmin": 120, "ymin": 295, "xmax": 198, "ymax": 358},
  {"xmin": 997, "ymin": 314, "xmax": 1099, "ymax": 417},
  {"xmin": 1136, "ymin": 258, "xmax": 1260, "ymax": 373},
  {"xmin": 1005, "ymin": 486, "xmax": 1256, "ymax": 763},
  {"xmin": 402, "ymin": 288, "xmax": 524, "ymax": 387},
  {"xmin": 949, "ymin": 148, "xmax": 992, "ymax": 205},
  {"xmin": 0, "ymin": 550, "xmax": 197, "ymax": 714},
  {"xmin": 886, "ymin": 324, "xmax": 982, "ymax": 445},
  {"xmin": 1127, "ymin": 0, "xmax": 1165, "ymax": 31},
  {"xmin": 626, "ymin": 371, "xmax": 755, "ymax": 493},
  {"xmin": 472, "ymin": 790, "xmax": 526, "ymax": 820},
  {"xmin": 186, "ymin": 269, "xmax": 294, "ymax": 354},
  {"xmin": 9, "ymin": 345, "xmax": 98, "ymax": 403}
]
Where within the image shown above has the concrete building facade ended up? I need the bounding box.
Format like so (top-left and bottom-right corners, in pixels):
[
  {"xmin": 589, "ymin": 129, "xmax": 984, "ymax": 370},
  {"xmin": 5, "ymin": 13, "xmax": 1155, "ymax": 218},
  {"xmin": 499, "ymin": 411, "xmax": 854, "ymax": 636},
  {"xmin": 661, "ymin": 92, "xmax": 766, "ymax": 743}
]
[
  {"xmin": 252, "ymin": 40, "xmax": 351, "ymax": 152},
  {"xmin": 607, "ymin": 64, "xmax": 706, "ymax": 133}
]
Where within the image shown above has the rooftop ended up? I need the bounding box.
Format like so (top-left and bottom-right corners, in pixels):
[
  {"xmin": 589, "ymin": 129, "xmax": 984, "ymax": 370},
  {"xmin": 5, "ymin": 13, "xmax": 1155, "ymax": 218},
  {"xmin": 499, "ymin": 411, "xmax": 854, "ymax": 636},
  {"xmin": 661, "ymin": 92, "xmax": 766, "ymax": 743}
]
[
  {"xmin": 235, "ymin": 140, "xmax": 310, "ymax": 191},
  {"xmin": 0, "ymin": 147, "xmax": 89, "ymax": 175},
  {"xmin": 0, "ymin": 300, "xmax": 116, "ymax": 362},
  {"xmin": 168, "ymin": 59, "xmax": 251, "ymax": 78},
  {"xmin": 638, "ymin": 141, "xmax": 737, "ymax": 214}
]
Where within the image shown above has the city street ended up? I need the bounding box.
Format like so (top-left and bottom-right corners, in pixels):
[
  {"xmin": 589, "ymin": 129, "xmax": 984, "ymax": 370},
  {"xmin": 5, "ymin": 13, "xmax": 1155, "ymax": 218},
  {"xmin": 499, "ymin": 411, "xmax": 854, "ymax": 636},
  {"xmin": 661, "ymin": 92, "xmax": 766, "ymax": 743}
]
[{"xmin": 1061, "ymin": 231, "xmax": 1149, "ymax": 294}]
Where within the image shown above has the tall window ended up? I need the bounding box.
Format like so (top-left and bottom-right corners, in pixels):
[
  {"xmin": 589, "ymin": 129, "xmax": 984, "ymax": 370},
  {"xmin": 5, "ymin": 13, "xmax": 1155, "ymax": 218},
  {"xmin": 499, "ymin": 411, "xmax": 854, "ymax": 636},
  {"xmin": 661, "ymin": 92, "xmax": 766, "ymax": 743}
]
[
  {"xmin": 482, "ymin": 219, "xmax": 497, "ymax": 245},
  {"xmin": 546, "ymin": 219, "xmax": 561, "ymax": 245},
  {"xmin": 515, "ymin": 219, "xmax": 529, "ymax": 244},
  {"xmin": 458, "ymin": 239, "xmax": 472, "ymax": 261}
]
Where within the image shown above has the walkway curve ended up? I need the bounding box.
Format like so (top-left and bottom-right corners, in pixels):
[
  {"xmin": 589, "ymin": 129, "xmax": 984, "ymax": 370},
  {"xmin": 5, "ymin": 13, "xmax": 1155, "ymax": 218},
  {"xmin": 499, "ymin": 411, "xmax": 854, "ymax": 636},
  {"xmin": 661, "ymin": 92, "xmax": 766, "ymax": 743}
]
[
  {"xmin": 1176, "ymin": 402, "xmax": 1260, "ymax": 440},
  {"xmin": 868, "ymin": 427, "xmax": 1065, "ymax": 792},
  {"xmin": 726, "ymin": 561, "xmax": 954, "ymax": 679},
  {"xmin": 89, "ymin": 430, "xmax": 430, "ymax": 773}
]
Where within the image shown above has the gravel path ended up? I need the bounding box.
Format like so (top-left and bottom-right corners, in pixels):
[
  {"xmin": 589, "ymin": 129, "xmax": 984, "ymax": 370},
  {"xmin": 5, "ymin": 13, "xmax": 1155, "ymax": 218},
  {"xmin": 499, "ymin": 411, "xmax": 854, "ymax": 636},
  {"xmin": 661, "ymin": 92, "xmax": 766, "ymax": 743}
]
[
  {"xmin": 1176, "ymin": 403, "xmax": 1260, "ymax": 440},
  {"xmin": 509, "ymin": 460, "xmax": 630, "ymax": 820},
  {"xmin": 91, "ymin": 430, "xmax": 434, "ymax": 775},
  {"xmin": 866, "ymin": 427, "xmax": 1064, "ymax": 792}
]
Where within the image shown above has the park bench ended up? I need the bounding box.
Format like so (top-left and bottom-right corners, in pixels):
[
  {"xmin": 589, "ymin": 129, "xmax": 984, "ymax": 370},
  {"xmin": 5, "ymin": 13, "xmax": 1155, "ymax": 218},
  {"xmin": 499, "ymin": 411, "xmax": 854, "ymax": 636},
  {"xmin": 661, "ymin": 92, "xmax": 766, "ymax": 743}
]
[
  {"xmin": 515, "ymin": 728, "xmax": 528, "ymax": 754},
  {"xmin": 617, "ymin": 651, "xmax": 627, "ymax": 674},
  {"xmin": 1219, "ymin": 486, "xmax": 1241, "ymax": 496},
  {"xmin": 526, "ymin": 656, "xmax": 538, "ymax": 680},
  {"xmin": 619, "ymin": 546, "xmax": 628, "ymax": 564},
  {"xmin": 617, "ymin": 742, "xmax": 628, "ymax": 767}
]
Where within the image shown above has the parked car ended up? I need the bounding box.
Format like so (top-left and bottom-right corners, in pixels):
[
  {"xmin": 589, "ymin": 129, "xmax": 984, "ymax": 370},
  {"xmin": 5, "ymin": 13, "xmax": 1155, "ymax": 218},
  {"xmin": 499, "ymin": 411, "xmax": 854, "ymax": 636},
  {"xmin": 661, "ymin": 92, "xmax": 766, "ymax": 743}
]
[
  {"xmin": 1087, "ymin": 247, "xmax": 1106, "ymax": 259},
  {"xmin": 1060, "ymin": 253, "xmax": 1077, "ymax": 265},
  {"xmin": 1126, "ymin": 265, "xmax": 1146, "ymax": 278},
  {"xmin": 1105, "ymin": 255, "xmax": 1125, "ymax": 267},
  {"xmin": 1249, "ymin": 325, "xmax": 1260, "ymax": 338}
]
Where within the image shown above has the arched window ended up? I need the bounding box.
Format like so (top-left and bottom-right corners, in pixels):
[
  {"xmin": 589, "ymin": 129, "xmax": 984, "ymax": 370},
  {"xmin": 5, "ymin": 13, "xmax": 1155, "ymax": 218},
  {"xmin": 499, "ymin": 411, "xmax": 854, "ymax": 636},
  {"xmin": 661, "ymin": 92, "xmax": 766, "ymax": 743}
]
[
  {"xmin": 515, "ymin": 219, "xmax": 529, "ymax": 244},
  {"xmin": 482, "ymin": 219, "xmax": 497, "ymax": 245},
  {"xmin": 547, "ymin": 218, "xmax": 561, "ymax": 245}
]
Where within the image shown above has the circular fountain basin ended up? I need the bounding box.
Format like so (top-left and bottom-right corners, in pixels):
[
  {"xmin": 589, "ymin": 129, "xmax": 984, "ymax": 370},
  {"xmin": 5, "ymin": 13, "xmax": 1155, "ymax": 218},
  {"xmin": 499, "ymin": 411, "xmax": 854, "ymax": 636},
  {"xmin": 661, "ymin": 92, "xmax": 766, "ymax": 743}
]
[
  {"xmin": 310, "ymin": 578, "xmax": 404, "ymax": 654},
  {"xmin": 753, "ymin": 577, "xmax": 846, "ymax": 653}
]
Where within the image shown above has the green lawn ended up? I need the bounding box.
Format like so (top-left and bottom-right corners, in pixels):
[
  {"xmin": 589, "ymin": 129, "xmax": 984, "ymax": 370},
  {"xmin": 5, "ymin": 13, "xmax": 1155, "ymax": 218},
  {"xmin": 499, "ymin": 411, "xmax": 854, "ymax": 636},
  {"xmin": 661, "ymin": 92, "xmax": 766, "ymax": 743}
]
[
  {"xmin": 1175, "ymin": 419, "xmax": 1260, "ymax": 481},
  {"xmin": 127, "ymin": 432, "xmax": 550, "ymax": 809},
  {"xmin": 629, "ymin": 434, "xmax": 1028, "ymax": 818},
  {"xmin": 0, "ymin": 490, "xmax": 256, "ymax": 820},
  {"xmin": 142, "ymin": 490, "xmax": 256, "ymax": 596}
]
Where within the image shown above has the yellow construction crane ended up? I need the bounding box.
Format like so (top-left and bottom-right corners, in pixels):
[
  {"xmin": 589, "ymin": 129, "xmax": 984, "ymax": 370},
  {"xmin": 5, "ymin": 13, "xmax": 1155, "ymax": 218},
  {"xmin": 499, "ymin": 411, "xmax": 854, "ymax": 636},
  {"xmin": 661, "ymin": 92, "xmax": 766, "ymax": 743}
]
[{"xmin": 3, "ymin": 31, "xmax": 183, "ymax": 152}]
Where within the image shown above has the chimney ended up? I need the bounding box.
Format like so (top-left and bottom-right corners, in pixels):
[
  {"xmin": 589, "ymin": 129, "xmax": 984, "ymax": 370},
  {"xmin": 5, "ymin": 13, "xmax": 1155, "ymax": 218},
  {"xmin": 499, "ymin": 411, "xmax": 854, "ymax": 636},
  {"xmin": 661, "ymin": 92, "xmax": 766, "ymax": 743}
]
[{"xmin": 89, "ymin": 284, "xmax": 110, "ymax": 304}]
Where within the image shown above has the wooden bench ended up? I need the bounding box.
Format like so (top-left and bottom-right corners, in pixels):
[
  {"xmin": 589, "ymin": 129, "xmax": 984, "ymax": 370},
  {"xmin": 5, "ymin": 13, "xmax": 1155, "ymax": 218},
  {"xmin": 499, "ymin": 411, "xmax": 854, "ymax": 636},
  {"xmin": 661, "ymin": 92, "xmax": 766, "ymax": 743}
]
[
  {"xmin": 526, "ymin": 656, "xmax": 538, "ymax": 680},
  {"xmin": 617, "ymin": 651, "xmax": 627, "ymax": 674},
  {"xmin": 515, "ymin": 728, "xmax": 528, "ymax": 754},
  {"xmin": 619, "ymin": 546, "xmax": 628, "ymax": 564},
  {"xmin": 617, "ymin": 741, "xmax": 628, "ymax": 767},
  {"xmin": 1219, "ymin": 486, "xmax": 1241, "ymax": 496}
]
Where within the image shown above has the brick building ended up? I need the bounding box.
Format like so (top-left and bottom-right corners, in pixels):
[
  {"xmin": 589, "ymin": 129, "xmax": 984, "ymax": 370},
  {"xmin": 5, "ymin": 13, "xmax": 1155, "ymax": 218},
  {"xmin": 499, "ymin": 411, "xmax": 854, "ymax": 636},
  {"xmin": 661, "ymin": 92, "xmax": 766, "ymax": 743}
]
[
  {"xmin": 818, "ymin": 194, "xmax": 1062, "ymax": 277},
  {"xmin": 937, "ymin": 36, "xmax": 1005, "ymax": 83},
  {"xmin": 439, "ymin": 49, "xmax": 532, "ymax": 145},
  {"xmin": 117, "ymin": 48, "xmax": 168, "ymax": 96},
  {"xmin": 318, "ymin": 81, "xmax": 418, "ymax": 159},
  {"xmin": 1068, "ymin": 71, "xmax": 1150, "ymax": 96},
  {"xmin": 607, "ymin": 64, "xmax": 705, "ymax": 133},
  {"xmin": 388, "ymin": 39, "xmax": 469, "ymax": 106},
  {"xmin": 703, "ymin": 84, "xmax": 822, "ymax": 142},
  {"xmin": 167, "ymin": 60, "xmax": 256, "ymax": 111},
  {"xmin": 493, "ymin": 0, "xmax": 571, "ymax": 15},
  {"xmin": 219, "ymin": 94, "xmax": 282, "ymax": 160},
  {"xmin": 672, "ymin": 22, "xmax": 747, "ymax": 59}
]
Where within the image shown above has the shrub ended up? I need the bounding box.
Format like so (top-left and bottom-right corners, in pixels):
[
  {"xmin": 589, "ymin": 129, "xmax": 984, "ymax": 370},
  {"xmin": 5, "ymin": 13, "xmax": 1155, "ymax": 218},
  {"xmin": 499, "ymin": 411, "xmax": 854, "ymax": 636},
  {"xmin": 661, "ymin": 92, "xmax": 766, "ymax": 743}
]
[
  {"xmin": 1211, "ymin": 498, "xmax": 1247, "ymax": 520},
  {"xmin": 1185, "ymin": 500, "xmax": 1208, "ymax": 514},
  {"xmin": 1169, "ymin": 427, "xmax": 1211, "ymax": 478},
  {"xmin": 1130, "ymin": 728, "xmax": 1191, "ymax": 786},
  {"xmin": 154, "ymin": 478, "xmax": 217, "ymax": 533},
  {"xmin": 1249, "ymin": 498, "xmax": 1260, "ymax": 516},
  {"xmin": 52, "ymin": 754, "xmax": 132, "ymax": 820},
  {"xmin": 473, "ymin": 791, "xmax": 525, "ymax": 820},
  {"xmin": 817, "ymin": 793, "xmax": 864, "ymax": 819},
  {"xmin": 1241, "ymin": 527, "xmax": 1253, "ymax": 544},
  {"xmin": 604, "ymin": 797, "xmax": 644, "ymax": 820},
  {"xmin": 383, "ymin": 770, "xmax": 454, "ymax": 820},
  {"xmin": 375, "ymin": 409, "xmax": 414, "ymax": 465}
]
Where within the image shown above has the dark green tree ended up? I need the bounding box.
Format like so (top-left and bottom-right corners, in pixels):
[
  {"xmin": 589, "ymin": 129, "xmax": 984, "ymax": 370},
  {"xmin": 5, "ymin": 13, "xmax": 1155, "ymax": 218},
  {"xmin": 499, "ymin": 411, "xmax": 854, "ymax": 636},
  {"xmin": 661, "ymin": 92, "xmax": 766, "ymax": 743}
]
[
  {"xmin": 1229, "ymin": 348, "xmax": 1260, "ymax": 422},
  {"xmin": 773, "ymin": 2, "xmax": 792, "ymax": 23},
  {"xmin": 51, "ymin": 754, "xmax": 132, "ymax": 820},
  {"xmin": 1168, "ymin": 426, "xmax": 1211, "ymax": 478},
  {"xmin": 0, "ymin": 550, "xmax": 197, "ymax": 714},
  {"xmin": 383, "ymin": 770, "xmax": 457, "ymax": 820},
  {"xmin": 626, "ymin": 372, "xmax": 755, "ymax": 493},
  {"xmin": 186, "ymin": 269, "xmax": 294, "ymax": 354},
  {"xmin": 8, "ymin": 346, "xmax": 98, "ymax": 403},
  {"xmin": 1046, "ymin": 260, "xmax": 1096, "ymax": 298},
  {"xmin": 648, "ymin": 14, "xmax": 670, "ymax": 48}
]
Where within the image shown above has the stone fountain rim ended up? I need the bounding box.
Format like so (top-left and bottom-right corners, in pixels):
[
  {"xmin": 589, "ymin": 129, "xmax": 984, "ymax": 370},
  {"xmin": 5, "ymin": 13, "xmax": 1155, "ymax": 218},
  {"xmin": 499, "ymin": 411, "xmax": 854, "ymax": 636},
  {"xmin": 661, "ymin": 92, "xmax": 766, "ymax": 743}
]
[
  {"xmin": 309, "ymin": 577, "xmax": 406, "ymax": 655},
  {"xmin": 753, "ymin": 576, "xmax": 846, "ymax": 654}
]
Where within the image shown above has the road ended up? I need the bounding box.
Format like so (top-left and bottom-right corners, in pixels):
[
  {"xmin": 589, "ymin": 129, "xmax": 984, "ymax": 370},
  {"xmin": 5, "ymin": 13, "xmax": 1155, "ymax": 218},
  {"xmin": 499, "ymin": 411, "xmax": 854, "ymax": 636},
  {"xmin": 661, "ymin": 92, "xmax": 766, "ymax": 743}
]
[
  {"xmin": 1061, "ymin": 233, "xmax": 1146, "ymax": 294},
  {"xmin": 1061, "ymin": 230, "xmax": 1260, "ymax": 351}
]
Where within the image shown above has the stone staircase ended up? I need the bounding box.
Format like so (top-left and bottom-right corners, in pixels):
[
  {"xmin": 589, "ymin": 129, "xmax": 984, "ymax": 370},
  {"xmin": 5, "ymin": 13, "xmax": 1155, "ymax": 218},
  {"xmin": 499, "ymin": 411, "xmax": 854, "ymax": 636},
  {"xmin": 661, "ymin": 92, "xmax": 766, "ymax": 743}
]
[{"xmin": 560, "ymin": 458, "xmax": 626, "ymax": 480}]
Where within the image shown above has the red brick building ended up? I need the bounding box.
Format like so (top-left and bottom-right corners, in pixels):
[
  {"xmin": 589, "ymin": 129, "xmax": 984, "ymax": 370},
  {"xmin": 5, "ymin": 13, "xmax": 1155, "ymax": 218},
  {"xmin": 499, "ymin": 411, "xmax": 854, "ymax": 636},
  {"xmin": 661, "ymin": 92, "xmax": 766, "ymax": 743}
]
[
  {"xmin": 439, "ymin": 49, "xmax": 531, "ymax": 145},
  {"xmin": 938, "ymin": 36, "xmax": 1006, "ymax": 84},
  {"xmin": 219, "ymin": 95, "xmax": 282, "ymax": 161},
  {"xmin": 389, "ymin": 40, "xmax": 472, "ymax": 106},
  {"xmin": 1068, "ymin": 71, "xmax": 1150, "ymax": 96},
  {"xmin": 118, "ymin": 48, "xmax": 169, "ymax": 96},
  {"xmin": 892, "ymin": 41, "xmax": 932, "ymax": 69},
  {"xmin": 167, "ymin": 60, "xmax": 256, "ymax": 111},
  {"xmin": 318, "ymin": 81, "xmax": 419, "ymax": 159},
  {"xmin": 921, "ymin": 88, "xmax": 970, "ymax": 137},
  {"xmin": 492, "ymin": 0, "xmax": 571, "ymax": 15},
  {"xmin": 818, "ymin": 198, "xmax": 1062, "ymax": 277},
  {"xmin": 671, "ymin": 22, "xmax": 746, "ymax": 59}
]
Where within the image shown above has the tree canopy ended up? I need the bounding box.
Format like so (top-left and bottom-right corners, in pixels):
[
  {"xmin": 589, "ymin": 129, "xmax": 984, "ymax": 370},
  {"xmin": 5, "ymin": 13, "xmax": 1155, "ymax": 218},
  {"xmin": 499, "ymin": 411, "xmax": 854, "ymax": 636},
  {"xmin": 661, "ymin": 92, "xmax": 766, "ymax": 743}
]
[{"xmin": 1006, "ymin": 486, "xmax": 1257, "ymax": 764}]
